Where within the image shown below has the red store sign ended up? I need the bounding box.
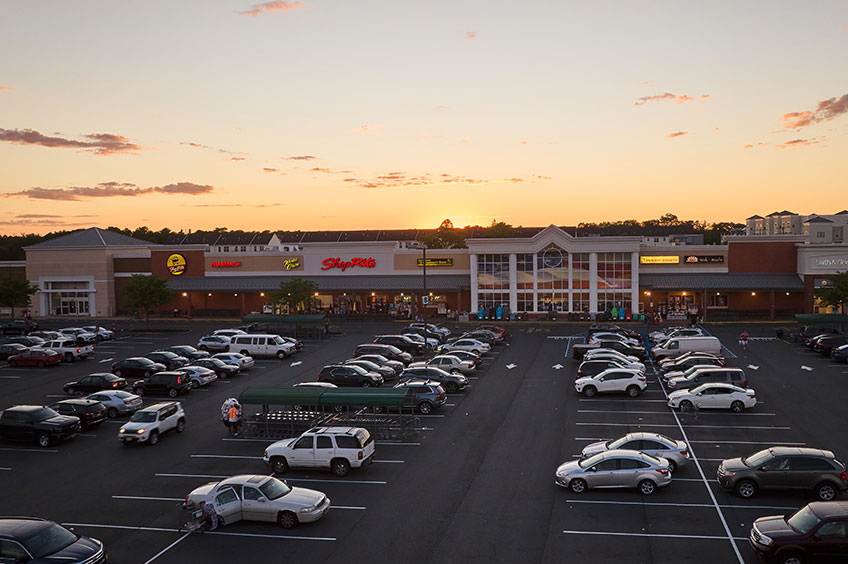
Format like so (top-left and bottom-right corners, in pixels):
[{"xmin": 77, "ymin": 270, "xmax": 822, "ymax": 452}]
[
  {"xmin": 321, "ymin": 257, "xmax": 376, "ymax": 271},
  {"xmin": 211, "ymin": 261, "xmax": 242, "ymax": 268}
]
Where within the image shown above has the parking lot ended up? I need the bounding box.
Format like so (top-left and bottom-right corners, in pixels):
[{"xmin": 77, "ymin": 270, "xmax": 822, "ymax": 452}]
[{"xmin": 2, "ymin": 322, "xmax": 847, "ymax": 563}]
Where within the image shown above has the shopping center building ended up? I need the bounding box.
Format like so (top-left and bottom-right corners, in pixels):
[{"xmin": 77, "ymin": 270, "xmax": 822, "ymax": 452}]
[{"xmin": 4, "ymin": 221, "xmax": 846, "ymax": 320}]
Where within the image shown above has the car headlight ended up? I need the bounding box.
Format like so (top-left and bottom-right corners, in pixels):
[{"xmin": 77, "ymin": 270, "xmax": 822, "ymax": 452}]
[
  {"xmin": 137, "ymin": 429, "xmax": 146, "ymax": 434},
  {"xmin": 300, "ymin": 504, "xmax": 317, "ymax": 513},
  {"xmin": 119, "ymin": 428, "xmax": 125, "ymax": 433}
]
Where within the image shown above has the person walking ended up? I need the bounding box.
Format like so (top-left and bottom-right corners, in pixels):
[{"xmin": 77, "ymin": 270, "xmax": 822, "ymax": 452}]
[
  {"xmin": 739, "ymin": 330, "xmax": 749, "ymax": 351},
  {"xmin": 227, "ymin": 403, "xmax": 241, "ymax": 436}
]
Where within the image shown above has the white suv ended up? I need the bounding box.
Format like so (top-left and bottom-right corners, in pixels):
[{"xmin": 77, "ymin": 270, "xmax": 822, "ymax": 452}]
[
  {"xmin": 574, "ymin": 368, "xmax": 647, "ymax": 398},
  {"xmin": 118, "ymin": 401, "xmax": 185, "ymax": 445},
  {"xmin": 263, "ymin": 426, "xmax": 375, "ymax": 477}
]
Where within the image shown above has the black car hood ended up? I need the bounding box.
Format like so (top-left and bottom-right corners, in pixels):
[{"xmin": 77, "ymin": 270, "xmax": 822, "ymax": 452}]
[
  {"xmin": 44, "ymin": 414, "xmax": 80, "ymax": 426},
  {"xmin": 754, "ymin": 515, "xmax": 800, "ymax": 539},
  {"xmin": 40, "ymin": 536, "xmax": 102, "ymax": 563}
]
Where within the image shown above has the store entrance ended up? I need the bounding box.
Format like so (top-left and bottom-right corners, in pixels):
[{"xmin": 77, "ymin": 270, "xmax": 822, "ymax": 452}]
[
  {"xmin": 668, "ymin": 294, "xmax": 694, "ymax": 313},
  {"xmin": 59, "ymin": 296, "xmax": 90, "ymax": 316}
]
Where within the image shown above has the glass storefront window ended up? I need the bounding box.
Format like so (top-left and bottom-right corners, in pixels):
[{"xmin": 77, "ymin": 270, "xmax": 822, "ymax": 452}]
[
  {"xmin": 517, "ymin": 292, "xmax": 534, "ymax": 312},
  {"xmin": 572, "ymin": 253, "xmax": 590, "ymax": 289},
  {"xmin": 597, "ymin": 252, "xmax": 631, "ymax": 289},
  {"xmin": 516, "ymin": 253, "xmax": 534, "ymax": 289},
  {"xmin": 477, "ymin": 254, "xmax": 510, "ymax": 290},
  {"xmin": 536, "ymin": 245, "xmax": 567, "ymax": 290}
]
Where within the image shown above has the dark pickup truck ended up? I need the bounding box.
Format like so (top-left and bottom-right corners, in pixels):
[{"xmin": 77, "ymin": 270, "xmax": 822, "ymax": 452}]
[
  {"xmin": 572, "ymin": 339, "xmax": 647, "ymax": 361},
  {"xmin": 0, "ymin": 405, "xmax": 81, "ymax": 447}
]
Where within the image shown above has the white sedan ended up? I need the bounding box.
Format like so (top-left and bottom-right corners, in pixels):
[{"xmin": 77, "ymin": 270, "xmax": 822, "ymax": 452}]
[
  {"xmin": 185, "ymin": 474, "xmax": 330, "ymax": 529},
  {"xmin": 589, "ymin": 332, "xmax": 641, "ymax": 345},
  {"xmin": 213, "ymin": 352, "xmax": 255, "ymax": 370},
  {"xmin": 439, "ymin": 338, "xmax": 490, "ymax": 355},
  {"xmin": 82, "ymin": 325, "xmax": 114, "ymax": 340},
  {"xmin": 574, "ymin": 368, "xmax": 647, "ymax": 397},
  {"xmin": 667, "ymin": 383, "xmax": 756, "ymax": 412},
  {"xmin": 583, "ymin": 349, "xmax": 644, "ymax": 366},
  {"xmin": 176, "ymin": 366, "xmax": 218, "ymax": 388},
  {"xmin": 408, "ymin": 354, "xmax": 475, "ymax": 375}
]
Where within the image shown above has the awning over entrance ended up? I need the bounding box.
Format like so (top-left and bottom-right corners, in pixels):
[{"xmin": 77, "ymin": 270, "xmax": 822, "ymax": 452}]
[
  {"xmin": 640, "ymin": 273, "xmax": 804, "ymax": 291},
  {"xmin": 167, "ymin": 274, "xmax": 470, "ymax": 292}
]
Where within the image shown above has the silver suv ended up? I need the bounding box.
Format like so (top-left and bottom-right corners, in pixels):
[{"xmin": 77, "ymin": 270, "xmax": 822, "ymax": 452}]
[
  {"xmin": 118, "ymin": 401, "xmax": 185, "ymax": 445},
  {"xmin": 394, "ymin": 380, "xmax": 447, "ymax": 414}
]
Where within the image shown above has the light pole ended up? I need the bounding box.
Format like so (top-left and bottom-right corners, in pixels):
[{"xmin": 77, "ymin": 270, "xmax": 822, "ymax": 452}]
[{"xmin": 411, "ymin": 242, "xmax": 428, "ymax": 320}]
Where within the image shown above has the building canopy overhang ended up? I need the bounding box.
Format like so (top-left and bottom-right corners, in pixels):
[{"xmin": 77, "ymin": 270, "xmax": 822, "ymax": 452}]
[
  {"xmin": 167, "ymin": 274, "xmax": 470, "ymax": 292},
  {"xmin": 640, "ymin": 273, "xmax": 804, "ymax": 291}
]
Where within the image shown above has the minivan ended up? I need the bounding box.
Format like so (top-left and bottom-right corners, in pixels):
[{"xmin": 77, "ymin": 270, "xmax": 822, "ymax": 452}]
[
  {"xmin": 651, "ymin": 336, "xmax": 721, "ymax": 361},
  {"xmin": 230, "ymin": 334, "xmax": 296, "ymax": 358},
  {"xmin": 666, "ymin": 367, "xmax": 747, "ymax": 391}
]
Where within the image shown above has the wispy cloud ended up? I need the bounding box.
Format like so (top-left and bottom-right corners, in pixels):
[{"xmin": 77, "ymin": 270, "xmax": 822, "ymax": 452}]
[
  {"xmin": 666, "ymin": 131, "xmax": 688, "ymax": 138},
  {"xmin": 0, "ymin": 86, "xmax": 12, "ymax": 92},
  {"xmin": 286, "ymin": 155, "xmax": 316, "ymax": 160},
  {"xmin": 309, "ymin": 167, "xmax": 332, "ymax": 173},
  {"xmin": 4, "ymin": 181, "xmax": 213, "ymax": 201},
  {"xmin": 180, "ymin": 141, "xmax": 246, "ymax": 156},
  {"xmin": 231, "ymin": 157, "xmax": 246, "ymax": 161},
  {"xmin": 634, "ymin": 92, "xmax": 709, "ymax": 106},
  {"xmin": 0, "ymin": 128, "xmax": 141, "ymax": 155},
  {"xmin": 781, "ymin": 94, "xmax": 848, "ymax": 129},
  {"xmin": 776, "ymin": 138, "xmax": 818, "ymax": 149},
  {"xmin": 192, "ymin": 203, "xmax": 282, "ymax": 208},
  {"xmin": 356, "ymin": 125, "xmax": 378, "ymax": 133},
  {"xmin": 465, "ymin": 31, "xmax": 477, "ymax": 40},
  {"xmin": 263, "ymin": 167, "xmax": 279, "ymax": 172},
  {"xmin": 238, "ymin": 1, "xmax": 304, "ymax": 16}
]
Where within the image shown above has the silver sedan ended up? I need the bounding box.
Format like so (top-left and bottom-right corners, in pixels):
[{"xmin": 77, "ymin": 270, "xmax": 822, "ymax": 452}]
[
  {"xmin": 581, "ymin": 432, "xmax": 690, "ymax": 472},
  {"xmin": 87, "ymin": 390, "xmax": 143, "ymax": 418},
  {"xmin": 555, "ymin": 449, "xmax": 671, "ymax": 495}
]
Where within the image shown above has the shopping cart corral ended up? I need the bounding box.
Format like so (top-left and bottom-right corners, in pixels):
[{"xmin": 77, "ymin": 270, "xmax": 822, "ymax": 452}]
[{"xmin": 238, "ymin": 387, "xmax": 424, "ymax": 441}]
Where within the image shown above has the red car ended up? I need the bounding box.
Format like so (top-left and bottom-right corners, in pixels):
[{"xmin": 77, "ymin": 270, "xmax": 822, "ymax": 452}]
[{"xmin": 8, "ymin": 349, "xmax": 62, "ymax": 368}]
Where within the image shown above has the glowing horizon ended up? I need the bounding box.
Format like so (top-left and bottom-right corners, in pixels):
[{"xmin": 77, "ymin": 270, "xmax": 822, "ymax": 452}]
[{"xmin": 2, "ymin": 0, "xmax": 847, "ymax": 235}]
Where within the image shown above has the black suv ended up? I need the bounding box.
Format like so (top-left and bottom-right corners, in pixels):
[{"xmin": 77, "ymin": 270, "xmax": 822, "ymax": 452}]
[
  {"xmin": 167, "ymin": 345, "xmax": 209, "ymax": 361},
  {"xmin": 0, "ymin": 517, "xmax": 106, "ymax": 564},
  {"xmin": 400, "ymin": 367, "xmax": 467, "ymax": 393},
  {"xmin": 145, "ymin": 351, "xmax": 189, "ymax": 370},
  {"xmin": 0, "ymin": 319, "xmax": 38, "ymax": 335},
  {"xmin": 191, "ymin": 357, "xmax": 240, "ymax": 378},
  {"xmin": 718, "ymin": 447, "xmax": 848, "ymax": 500},
  {"xmin": 750, "ymin": 502, "xmax": 848, "ymax": 563},
  {"xmin": 49, "ymin": 399, "xmax": 108, "ymax": 429},
  {"xmin": 318, "ymin": 365, "xmax": 383, "ymax": 387},
  {"xmin": 112, "ymin": 357, "xmax": 166, "ymax": 379},
  {"xmin": 354, "ymin": 344, "xmax": 413, "ymax": 364},
  {"xmin": 373, "ymin": 335, "xmax": 423, "ymax": 355},
  {"xmin": 0, "ymin": 405, "xmax": 81, "ymax": 447},
  {"xmin": 132, "ymin": 371, "xmax": 193, "ymax": 398}
]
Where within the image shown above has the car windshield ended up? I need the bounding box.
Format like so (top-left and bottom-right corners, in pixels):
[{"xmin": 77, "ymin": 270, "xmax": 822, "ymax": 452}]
[
  {"xmin": 355, "ymin": 361, "xmax": 379, "ymax": 370},
  {"xmin": 742, "ymin": 449, "xmax": 773, "ymax": 467},
  {"xmin": 608, "ymin": 437, "xmax": 627, "ymax": 449},
  {"xmin": 688, "ymin": 384, "xmax": 707, "ymax": 395},
  {"xmin": 368, "ymin": 355, "xmax": 388, "ymax": 364},
  {"xmin": 130, "ymin": 411, "xmax": 157, "ymax": 422},
  {"xmin": 33, "ymin": 407, "xmax": 60, "ymax": 421},
  {"xmin": 348, "ymin": 365, "xmax": 368, "ymax": 375},
  {"xmin": 177, "ymin": 346, "xmax": 197, "ymax": 353},
  {"xmin": 385, "ymin": 345, "xmax": 403, "ymax": 354},
  {"xmin": 112, "ymin": 391, "xmax": 133, "ymax": 399},
  {"xmin": 22, "ymin": 523, "xmax": 78, "ymax": 558},
  {"xmin": 786, "ymin": 506, "xmax": 821, "ymax": 534},
  {"xmin": 272, "ymin": 336, "xmax": 286, "ymax": 345},
  {"xmin": 259, "ymin": 477, "xmax": 291, "ymax": 500},
  {"xmin": 578, "ymin": 453, "xmax": 605, "ymax": 468}
]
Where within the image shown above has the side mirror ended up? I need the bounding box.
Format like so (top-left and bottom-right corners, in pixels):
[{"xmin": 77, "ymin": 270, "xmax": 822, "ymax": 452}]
[
  {"xmin": 759, "ymin": 466, "xmax": 768, "ymax": 472},
  {"xmin": 258, "ymin": 498, "xmax": 266, "ymax": 503},
  {"xmin": 588, "ymin": 466, "xmax": 597, "ymax": 472},
  {"xmin": 812, "ymin": 533, "xmax": 821, "ymax": 542}
]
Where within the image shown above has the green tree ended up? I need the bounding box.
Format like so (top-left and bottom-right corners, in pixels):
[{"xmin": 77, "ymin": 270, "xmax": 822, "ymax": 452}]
[
  {"xmin": 0, "ymin": 278, "xmax": 40, "ymax": 317},
  {"xmin": 123, "ymin": 274, "xmax": 176, "ymax": 324},
  {"xmin": 421, "ymin": 219, "xmax": 468, "ymax": 248},
  {"xmin": 483, "ymin": 220, "xmax": 518, "ymax": 238},
  {"xmin": 815, "ymin": 271, "xmax": 848, "ymax": 314},
  {"xmin": 270, "ymin": 278, "xmax": 319, "ymax": 313}
]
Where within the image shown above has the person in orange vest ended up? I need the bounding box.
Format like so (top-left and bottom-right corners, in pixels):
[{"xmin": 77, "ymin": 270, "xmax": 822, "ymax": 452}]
[{"xmin": 227, "ymin": 404, "xmax": 241, "ymax": 436}]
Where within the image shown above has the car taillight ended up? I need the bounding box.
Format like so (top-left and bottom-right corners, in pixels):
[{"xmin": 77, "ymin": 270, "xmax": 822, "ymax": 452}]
[
  {"xmin": 112, "ymin": 382, "xmax": 117, "ymax": 387},
  {"xmin": 77, "ymin": 348, "xmax": 81, "ymax": 353},
  {"xmin": 124, "ymin": 400, "xmax": 133, "ymax": 405},
  {"xmin": 577, "ymin": 370, "xmax": 583, "ymax": 375},
  {"xmin": 656, "ymin": 468, "xmax": 669, "ymax": 476},
  {"xmin": 177, "ymin": 376, "xmax": 183, "ymax": 384},
  {"xmin": 638, "ymin": 376, "xmax": 646, "ymax": 381},
  {"xmin": 841, "ymin": 471, "xmax": 847, "ymax": 481},
  {"xmin": 680, "ymin": 450, "xmax": 688, "ymax": 457},
  {"xmin": 747, "ymin": 393, "xmax": 755, "ymax": 398},
  {"xmin": 358, "ymin": 451, "xmax": 363, "ymax": 460}
]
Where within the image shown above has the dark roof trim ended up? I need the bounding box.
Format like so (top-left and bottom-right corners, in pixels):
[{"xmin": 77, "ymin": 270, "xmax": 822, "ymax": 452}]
[
  {"xmin": 640, "ymin": 273, "xmax": 804, "ymax": 291},
  {"xmin": 167, "ymin": 274, "xmax": 470, "ymax": 292}
]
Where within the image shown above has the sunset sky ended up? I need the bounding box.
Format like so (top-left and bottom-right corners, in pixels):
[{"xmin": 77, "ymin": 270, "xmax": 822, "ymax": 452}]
[{"xmin": 1, "ymin": 0, "xmax": 847, "ymax": 235}]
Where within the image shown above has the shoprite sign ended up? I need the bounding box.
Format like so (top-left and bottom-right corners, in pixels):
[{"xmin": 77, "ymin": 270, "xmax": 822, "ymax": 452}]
[
  {"xmin": 321, "ymin": 257, "xmax": 376, "ymax": 271},
  {"xmin": 417, "ymin": 258, "xmax": 453, "ymax": 267}
]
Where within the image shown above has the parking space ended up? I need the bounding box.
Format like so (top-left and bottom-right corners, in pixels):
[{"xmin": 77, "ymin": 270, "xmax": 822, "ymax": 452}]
[{"xmin": 3, "ymin": 321, "xmax": 847, "ymax": 563}]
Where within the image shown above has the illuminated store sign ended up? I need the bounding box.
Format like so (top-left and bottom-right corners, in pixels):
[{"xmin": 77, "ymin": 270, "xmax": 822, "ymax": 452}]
[
  {"xmin": 211, "ymin": 261, "xmax": 241, "ymax": 268},
  {"xmin": 284, "ymin": 258, "xmax": 300, "ymax": 271},
  {"xmin": 640, "ymin": 256, "xmax": 679, "ymax": 265},
  {"xmin": 685, "ymin": 255, "xmax": 725, "ymax": 264},
  {"xmin": 417, "ymin": 258, "xmax": 453, "ymax": 267},
  {"xmin": 167, "ymin": 253, "xmax": 186, "ymax": 276},
  {"xmin": 815, "ymin": 258, "xmax": 848, "ymax": 267},
  {"xmin": 321, "ymin": 257, "xmax": 376, "ymax": 271}
]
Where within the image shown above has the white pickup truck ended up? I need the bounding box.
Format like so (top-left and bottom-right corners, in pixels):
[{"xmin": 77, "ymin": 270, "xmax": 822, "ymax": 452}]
[{"xmin": 38, "ymin": 339, "xmax": 94, "ymax": 362}]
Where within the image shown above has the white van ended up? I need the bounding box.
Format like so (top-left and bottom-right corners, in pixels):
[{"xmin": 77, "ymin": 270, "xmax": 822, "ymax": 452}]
[
  {"xmin": 651, "ymin": 336, "xmax": 721, "ymax": 361},
  {"xmin": 230, "ymin": 334, "xmax": 296, "ymax": 359}
]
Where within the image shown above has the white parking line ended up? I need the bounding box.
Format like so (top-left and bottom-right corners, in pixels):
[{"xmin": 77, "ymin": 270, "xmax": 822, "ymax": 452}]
[
  {"xmin": 45, "ymin": 394, "xmax": 69, "ymax": 398},
  {"xmin": 62, "ymin": 522, "xmax": 336, "ymax": 541},
  {"xmin": 574, "ymin": 423, "xmax": 791, "ymax": 430},
  {"xmin": 372, "ymin": 459, "xmax": 405, "ymax": 463},
  {"xmin": 445, "ymin": 403, "xmax": 456, "ymax": 407},
  {"xmin": 79, "ymin": 433, "xmax": 97, "ymax": 437},
  {"xmin": 144, "ymin": 531, "xmax": 191, "ymax": 564},
  {"xmin": 577, "ymin": 399, "xmax": 668, "ymax": 403},
  {"xmin": 563, "ymin": 499, "xmax": 798, "ymax": 510},
  {"xmin": 98, "ymin": 358, "xmax": 114, "ymax": 363},
  {"xmin": 0, "ymin": 375, "xmax": 21, "ymax": 379},
  {"xmin": 0, "ymin": 447, "xmax": 57, "ymax": 453},
  {"xmin": 417, "ymin": 414, "xmax": 445, "ymax": 418},
  {"xmin": 0, "ymin": 467, "xmax": 11, "ymax": 470},
  {"xmin": 155, "ymin": 473, "xmax": 387, "ymax": 484},
  {"xmin": 191, "ymin": 454, "xmax": 263, "ymax": 460},
  {"xmin": 573, "ymin": 437, "xmax": 804, "ymax": 446},
  {"xmin": 562, "ymin": 530, "xmax": 747, "ymax": 541},
  {"xmin": 375, "ymin": 441, "xmax": 421, "ymax": 446},
  {"xmin": 576, "ymin": 409, "xmax": 670, "ymax": 415}
]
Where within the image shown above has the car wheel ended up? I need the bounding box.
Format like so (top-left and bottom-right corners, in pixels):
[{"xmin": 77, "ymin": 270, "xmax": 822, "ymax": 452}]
[
  {"xmin": 65, "ymin": 352, "xmax": 74, "ymax": 362},
  {"xmin": 277, "ymin": 350, "xmax": 286, "ymax": 359},
  {"xmin": 446, "ymin": 383, "xmax": 458, "ymax": 394},
  {"xmin": 37, "ymin": 361, "xmax": 45, "ymax": 368},
  {"xmin": 114, "ymin": 369, "xmax": 122, "ymax": 377},
  {"xmin": 361, "ymin": 381, "xmax": 371, "ymax": 387},
  {"xmin": 639, "ymin": 480, "xmax": 657, "ymax": 495},
  {"xmin": 135, "ymin": 387, "xmax": 144, "ymax": 397},
  {"xmin": 666, "ymin": 460, "xmax": 677, "ymax": 473},
  {"xmin": 472, "ymin": 349, "xmax": 480, "ymax": 356},
  {"xmin": 191, "ymin": 380, "xmax": 199, "ymax": 389},
  {"xmin": 680, "ymin": 400, "xmax": 693, "ymax": 411},
  {"xmin": 8, "ymin": 360, "xmax": 15, "ymax": 367},
  {"xmin": 735, "ymin": 479, "xmax": 758, "ymax": 498},
  {"xmin": 107, "ymin": 407, "xmax": 118, "ymax": 418},
  {"xmin": 240, "ymin": 350, "xmax": 249, "ymax": 356},
  {"xmin": 418, "ymin": 401, "xmax": 433, "ymax": 415},
  {"xmin": 815, "ymin": 482, "xmax": 838, "ymax": 501},
  {"xmin": 143, "ymin": 371, "xmax": 151, "ymax": 378},
  {"xmin": 332, "ymin": 458, "xmax": 351, "ymax": 477},
  {"xmin": 569, "ymin": 478, "xmax": 587, "ymax": 494},
  {"xmin": 271, "ymin": 457, "xmax": 289, "ymax": 474},
  {"xmin": 779, "ymin": 553, "xmax": 806, "ymax": 564},
  {"xmin": 37, "ymin": 433, "xmax": 51, "ymax": 448},
  {"xmin": 168, "ymin": 388, "xmax": 178, "ymax": 398},
  {"xmin": 199, "ymin": 345, "xmax": 208, "ymax": 351},
  {"xmin": 176, "ymin": 419, "xmax": 185, "ymax": 433},
  {"xmin": 730, "ymin": 400, "xmax": 744, "ymax": 413},
  {"xmin": 626, "ymin": 385, "xmax": 640, "ymax": 397},
  {"xmin": 148, "ymin": 431, "xmax": 159, "ymax": 445},
  {"xmin": 582, "ymin": 386, "xmax": 597, "ymax": 398},
  {"xmin": 278, "ymin": 511, "xmax": 298, "ymax": 529},
  {"xmin": 218, "ymin": 371, "xmax": 227, "ymax": 379}
]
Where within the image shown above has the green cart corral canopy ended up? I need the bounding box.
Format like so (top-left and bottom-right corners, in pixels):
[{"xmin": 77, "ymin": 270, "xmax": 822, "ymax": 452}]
[
  {"xmin": 238, "ymin": 386, "xmax": 409, "ymax": 408},
  {"xmin": 794, "ymin": 314, "xmax": 848, "ymax": 325}
]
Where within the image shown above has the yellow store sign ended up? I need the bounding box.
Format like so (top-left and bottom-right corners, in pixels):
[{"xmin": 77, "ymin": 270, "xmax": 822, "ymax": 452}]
[{"xmin": 640, "ymin": 255, "xmax": 680, "ymax": 265}]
